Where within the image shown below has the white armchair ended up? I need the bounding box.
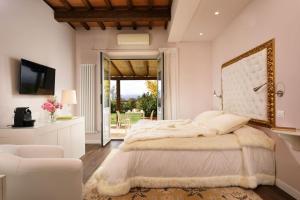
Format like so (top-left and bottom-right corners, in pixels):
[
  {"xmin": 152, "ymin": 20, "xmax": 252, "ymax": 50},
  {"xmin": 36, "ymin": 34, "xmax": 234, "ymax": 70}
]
[{"xmin": 0, "ymin": 145, "xmax": 83, "ymax": 200}]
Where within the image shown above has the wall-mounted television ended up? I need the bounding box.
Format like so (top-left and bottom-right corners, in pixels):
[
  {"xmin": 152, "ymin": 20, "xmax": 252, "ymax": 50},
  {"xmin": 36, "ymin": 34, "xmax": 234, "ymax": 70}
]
[{"xmin": 19, "ymin": 59, "xmax": 55, "ymax": 95}]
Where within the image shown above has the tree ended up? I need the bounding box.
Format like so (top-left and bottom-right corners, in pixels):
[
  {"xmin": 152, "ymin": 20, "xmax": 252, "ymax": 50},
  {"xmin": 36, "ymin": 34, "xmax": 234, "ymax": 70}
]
[
  {"xmin": 110, "ymin": 85, "xmax": 116, "ymax": 100},
  {"xmin": 146, "ymin": 80, "xmax": 158, "ymax": 97},
  {"xmin": 136, "ymin": 93, "xmax": 157, "ymax": 117},
  {"xmin": 121, "ymin": 98, "xmax": 137, "ymax": 112}
]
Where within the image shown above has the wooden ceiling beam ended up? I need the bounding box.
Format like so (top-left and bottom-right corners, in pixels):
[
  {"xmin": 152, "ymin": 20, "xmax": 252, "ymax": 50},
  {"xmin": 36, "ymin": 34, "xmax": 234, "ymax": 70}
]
[
  {"xmin": 81, "ymin": 0, "xmax": 93, "ymax": 10},
  {"xmin": 68, "ymin": 22, "xmax": 76, "ymax": 29},
  {"xmin": 111, "ymin": 62, "xmax": 123, "ymax": 76},
  {"xmin": 52, "ymin": 5, "xmax": 170, "ymax": 12},
  {"xmin": 116, "ymin": 22, "xmax": 122, "ymax": 30},
  {"xmin": 43, "ymin": 0, "xmax": 55, "ymax": 10},
  {"xmin": 97, "ymin": 21, "xmax": 106, "ymax": 30},
  {"xmin": 80, "ymin": 22, "xmax": 90, "ymax": 30},
  {"xmin": 111, "ymin": 76, "xmax": 157, "ymax": 81},
  {"xmin": 145, "ymin": 61, "xmax": 150, "ymax": 76},
  {"xmin": 59, "ymin": 0, "xmax": 73, "ymax": 10},
  {"xmin": 164, "ymin": 21, "xmax": 168, "ymax": 29},
  {"xmin": 148, "ymin": 0, "xmax": 154, "ymax": 9},
  {"xmin": 132, "ymin": 21, "xmax": 137, "ymax": 30},
  {"xmin": 148, "ymin": 21, "xmax": 152, "ymax": 30},
  {"xmin": 54, "ymin": 8, "xmax": 171, "ymax": 22},
  {"xmin": 127, "ymin": 0, "xmax": 133, "ymax": 9},
  {"xmin": 104, "ymin": 0, "xmax": 113, "ymax": 10},
  {"xmin": 128, "ymin": 61, "xmax": 136, "ymax": 76}
]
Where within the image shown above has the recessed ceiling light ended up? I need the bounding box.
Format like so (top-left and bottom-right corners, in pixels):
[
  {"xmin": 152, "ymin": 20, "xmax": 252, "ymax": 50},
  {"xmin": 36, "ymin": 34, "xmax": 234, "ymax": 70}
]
[
  {"xmin": 214, "ymin": 11, "xmax": 220, "ymax": 16},
  {"xmin": 199, "ymin": 32, "xmax": 204, "ymax": 36}
]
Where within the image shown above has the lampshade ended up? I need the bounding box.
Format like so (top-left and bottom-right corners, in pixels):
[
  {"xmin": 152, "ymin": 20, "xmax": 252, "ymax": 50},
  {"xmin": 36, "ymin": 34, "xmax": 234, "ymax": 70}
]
[{"xmin": 61, "ymin": 90, "xmax": 77, "ymax": 105}]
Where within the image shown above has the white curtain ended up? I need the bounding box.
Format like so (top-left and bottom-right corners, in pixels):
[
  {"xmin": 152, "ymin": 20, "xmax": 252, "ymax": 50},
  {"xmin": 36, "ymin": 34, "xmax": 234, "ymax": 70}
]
[{"xmin": 159, "ymin": 48, "xmax": 179, "ymax": 120}]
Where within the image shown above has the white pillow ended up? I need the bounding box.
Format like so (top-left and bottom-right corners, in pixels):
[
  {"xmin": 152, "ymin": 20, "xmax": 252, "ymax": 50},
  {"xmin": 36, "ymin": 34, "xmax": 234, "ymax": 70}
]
[
  {"xmin": 204, "ymin": 113, "xmax": 250, "ymax": 135},
  {"xmin": 193, "ymin": 110, "xmax": 224, "ymax": 125}
]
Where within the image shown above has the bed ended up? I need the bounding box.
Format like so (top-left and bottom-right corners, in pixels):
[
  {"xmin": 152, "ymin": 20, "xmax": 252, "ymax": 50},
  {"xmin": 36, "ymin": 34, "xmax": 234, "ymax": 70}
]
[{"xmin": 89, "ymin": 40, "xmax": 276, "ymax": 196}]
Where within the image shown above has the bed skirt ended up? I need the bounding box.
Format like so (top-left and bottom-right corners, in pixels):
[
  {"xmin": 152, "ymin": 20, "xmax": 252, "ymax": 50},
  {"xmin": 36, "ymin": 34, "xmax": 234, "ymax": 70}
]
[{"xmin": 88, "ymin": 149, "xmax": 275, "ymax": 196}]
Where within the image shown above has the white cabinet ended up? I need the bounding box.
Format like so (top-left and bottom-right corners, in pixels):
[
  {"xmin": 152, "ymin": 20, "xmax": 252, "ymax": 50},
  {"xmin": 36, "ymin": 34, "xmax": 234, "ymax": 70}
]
[
  {"xmin": 0, "ymin": 117, "xmax": 85, "ymax": 158},
  {"xmin": 58, "ymin": 127, "xmax": 72, "ymax": 158},
  {"xmin": 0, "ymin": 175, "xmax": 5, "ymax": 200},
  {"xmin": 70, "ymin": 122, "xmax": 85, "ymax": 159},
  {"xmin": 35, "ymin": 130, "xmax": 58, "ymax": 145}
]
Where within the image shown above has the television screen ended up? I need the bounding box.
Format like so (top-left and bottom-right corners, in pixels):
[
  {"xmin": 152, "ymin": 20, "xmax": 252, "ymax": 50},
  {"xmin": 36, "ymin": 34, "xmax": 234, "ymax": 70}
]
[{"xmin": 19, "ymin": 59, "xmax": 55, "ymax": 95}]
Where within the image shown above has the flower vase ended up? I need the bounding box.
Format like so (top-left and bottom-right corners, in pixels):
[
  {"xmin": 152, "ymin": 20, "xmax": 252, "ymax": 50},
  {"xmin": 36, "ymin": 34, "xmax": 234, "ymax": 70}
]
[{"xmin": 49, "ymin": 113, "xmax": 56, "ymax": 123}]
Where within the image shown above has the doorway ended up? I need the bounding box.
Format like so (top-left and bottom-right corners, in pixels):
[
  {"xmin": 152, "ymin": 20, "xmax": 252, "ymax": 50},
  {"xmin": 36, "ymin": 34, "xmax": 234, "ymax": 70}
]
[{"xmin": 100, "ymin": 53, "xmax": 164, "ymax": 145}]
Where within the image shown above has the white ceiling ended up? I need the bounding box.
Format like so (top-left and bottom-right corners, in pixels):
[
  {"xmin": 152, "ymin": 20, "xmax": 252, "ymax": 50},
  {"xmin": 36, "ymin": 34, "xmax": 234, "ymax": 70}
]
[
  {"xmin": 167, "ymin": 0, "xmax": 201, "ymax": 42},
  {"xmin": 169, "ymin": 0, "xmax": 252, "ymax": 42}
]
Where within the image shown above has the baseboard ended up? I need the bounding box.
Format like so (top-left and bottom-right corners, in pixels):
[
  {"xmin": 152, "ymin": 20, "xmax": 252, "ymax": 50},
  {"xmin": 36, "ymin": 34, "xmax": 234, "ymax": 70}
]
[
  {"xmin": 276, "ymin": 178, "xmax": 300, "ymax": 199},
  {"xmin": 85, "ymin": 133, "xmax": 101, "ymax": 144},
  {"xmin": 85, "ymin": 139, "xmax": 101, "ymax": 144}
]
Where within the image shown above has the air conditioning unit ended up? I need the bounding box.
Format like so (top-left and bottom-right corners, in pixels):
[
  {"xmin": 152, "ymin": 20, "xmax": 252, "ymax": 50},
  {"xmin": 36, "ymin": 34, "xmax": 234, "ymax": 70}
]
[{"xmin": 117, "ymin": 33, "xmax": 150, "ymax": 45}]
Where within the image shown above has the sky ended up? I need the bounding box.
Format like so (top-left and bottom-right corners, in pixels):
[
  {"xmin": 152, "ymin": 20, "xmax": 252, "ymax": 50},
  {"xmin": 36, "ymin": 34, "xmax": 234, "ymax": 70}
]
[{"xmin": 111, "ymin": 80, "xmax": 148, "ymax": 96}]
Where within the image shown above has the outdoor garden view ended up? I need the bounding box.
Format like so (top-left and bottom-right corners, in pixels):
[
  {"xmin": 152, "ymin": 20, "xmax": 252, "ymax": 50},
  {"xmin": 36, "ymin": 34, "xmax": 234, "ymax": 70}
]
[{"xmin": 110, "ymin": 80, "xmax": 158, "ymax": 127}]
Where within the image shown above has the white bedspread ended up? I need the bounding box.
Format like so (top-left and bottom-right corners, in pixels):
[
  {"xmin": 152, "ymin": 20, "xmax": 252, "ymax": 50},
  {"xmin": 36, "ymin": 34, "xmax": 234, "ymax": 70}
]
[
  {"xmin": 87, "ymin": 147, "xmax": 275, "ymax": 196},
  {"xmin": 87, "ymin": 121, "xmax": 275, "ymax": 196}
]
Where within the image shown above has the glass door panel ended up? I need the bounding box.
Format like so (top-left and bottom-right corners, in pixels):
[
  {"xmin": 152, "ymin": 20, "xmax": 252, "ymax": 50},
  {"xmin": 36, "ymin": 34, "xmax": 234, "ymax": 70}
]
[
  {"xmin": 100, "ymin": 52, "xmax": 111, "ymax": 146},
  {"xmin": 157, "ymin": 53, "xmax": 164, "ymax": 120}
]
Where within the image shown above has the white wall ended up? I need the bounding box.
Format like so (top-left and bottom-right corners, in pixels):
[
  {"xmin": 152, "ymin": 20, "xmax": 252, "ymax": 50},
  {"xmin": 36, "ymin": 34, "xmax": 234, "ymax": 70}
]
[
  {"xmin": 211, "ymin": 0, "xmax": 300, "ymax": 195},
  {"xmin": 0, "ymin": 0, "xmax": 76, "ymax": 125},
  {"xmin": 177, "ymin": 42, "xmax": 212, "ymax": 119},
  {"xmin": 76, "ymin": 29, "xmax": 212, "ymax": 119},
  {"xmin": 75, "ymin": 28, "xmax": 212, "ymax": 142}
]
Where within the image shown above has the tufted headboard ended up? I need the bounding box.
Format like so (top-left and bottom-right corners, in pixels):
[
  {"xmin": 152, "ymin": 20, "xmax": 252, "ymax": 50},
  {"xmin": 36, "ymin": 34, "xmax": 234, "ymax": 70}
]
[{"xmin": 221, "ymin": 39, "xmax": 275, "ymax": 127}]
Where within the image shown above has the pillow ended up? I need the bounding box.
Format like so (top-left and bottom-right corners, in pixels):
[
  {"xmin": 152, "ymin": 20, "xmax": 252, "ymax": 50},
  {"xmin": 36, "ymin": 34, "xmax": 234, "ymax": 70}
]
[
  {"xmin": 203, "ymin": 113, "xmax": 250, "ymax": 135},
  {"xmin": 193, "ymin": 110, "xmax": 224, "ymax": 125}
]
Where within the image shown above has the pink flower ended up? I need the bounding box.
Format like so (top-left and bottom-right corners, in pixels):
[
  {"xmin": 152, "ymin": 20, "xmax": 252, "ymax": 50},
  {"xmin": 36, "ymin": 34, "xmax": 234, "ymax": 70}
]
[{"xmin": 41, "ymin": 96, "xmax": 63, "ymax": 114}]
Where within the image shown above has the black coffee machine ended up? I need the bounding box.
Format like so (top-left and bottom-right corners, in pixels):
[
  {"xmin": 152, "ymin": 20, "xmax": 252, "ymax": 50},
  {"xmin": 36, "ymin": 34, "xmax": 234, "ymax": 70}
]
[{"xmin": 13, "ymin": 107, "xmax": 35, "ymax": 127}]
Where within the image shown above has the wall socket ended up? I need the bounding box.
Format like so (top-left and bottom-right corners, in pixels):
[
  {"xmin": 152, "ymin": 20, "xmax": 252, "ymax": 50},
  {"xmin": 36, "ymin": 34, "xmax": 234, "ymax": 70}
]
[{"xmin": 277, "ymin": 110, "xmax": 285, "ymax": 119}]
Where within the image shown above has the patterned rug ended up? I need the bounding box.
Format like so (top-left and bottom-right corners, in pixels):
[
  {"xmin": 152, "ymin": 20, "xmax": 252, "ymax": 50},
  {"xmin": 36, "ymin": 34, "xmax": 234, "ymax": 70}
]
[{"xmin": 84, "ymin": 186, "xmax": 263, "ymax": 200}]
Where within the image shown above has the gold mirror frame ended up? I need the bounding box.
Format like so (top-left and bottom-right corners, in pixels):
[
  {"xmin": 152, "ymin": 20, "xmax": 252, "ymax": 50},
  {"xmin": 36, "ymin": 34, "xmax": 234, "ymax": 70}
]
[{"xmin": 221, "ymin": 39, "xmax": 275, "ymax": 128}]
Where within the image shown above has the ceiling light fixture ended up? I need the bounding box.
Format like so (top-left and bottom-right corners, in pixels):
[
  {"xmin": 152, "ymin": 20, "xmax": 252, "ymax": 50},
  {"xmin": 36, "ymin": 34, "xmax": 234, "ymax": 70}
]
[
  {"xmin": 214, "ymin": 11, "xmax": 220, "ymax": 16},
  {"xmin": 199, "ymin": 32, "xmax": 204, "ymax": 36}
]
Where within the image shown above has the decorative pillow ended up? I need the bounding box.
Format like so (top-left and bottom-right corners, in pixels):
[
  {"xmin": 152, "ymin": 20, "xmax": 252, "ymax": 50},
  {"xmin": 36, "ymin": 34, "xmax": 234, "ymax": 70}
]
[
  {"xmin": 204, "ymin": 113, "xmax": 250, "ymax": 135},
  {"xmin": 193, "ymin": 110, "xmax": 224, "ymax": 125}
]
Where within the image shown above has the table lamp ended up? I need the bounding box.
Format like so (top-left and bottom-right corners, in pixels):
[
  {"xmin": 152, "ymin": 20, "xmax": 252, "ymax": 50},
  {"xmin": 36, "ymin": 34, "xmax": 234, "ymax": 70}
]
[{"xmin": 61, "ymin": 90, "xmax": 77, "ymax": 117}]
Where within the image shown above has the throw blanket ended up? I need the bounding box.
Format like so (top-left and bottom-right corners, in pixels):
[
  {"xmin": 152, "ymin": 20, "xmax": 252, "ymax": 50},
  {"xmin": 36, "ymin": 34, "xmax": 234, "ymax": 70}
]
[
  {"xmin": 122, "ymin": 125, "xmax": 275, "ymax": 151},
  {"xmin": 124, "ymin": 120, "xmax": 217, "ymax": 144},
  {"xmin": 121, "ymin": 134, "xmax": 240, "ymax": 151}
]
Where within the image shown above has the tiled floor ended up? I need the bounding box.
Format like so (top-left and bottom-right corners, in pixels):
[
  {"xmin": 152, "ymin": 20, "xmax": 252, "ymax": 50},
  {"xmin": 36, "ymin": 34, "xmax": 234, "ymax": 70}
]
[{"xmin": 110, "ymin": 125, "xmax": 128, "ymax": 140}]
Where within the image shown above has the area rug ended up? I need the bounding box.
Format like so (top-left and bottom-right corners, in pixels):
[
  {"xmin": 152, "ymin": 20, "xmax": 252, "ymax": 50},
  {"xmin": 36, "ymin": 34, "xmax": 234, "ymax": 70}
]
[
  {"xmin": 84, "ymin": 174, "xmax": 263, "ymax": 200},
  {"xmin": 84, "ymin": 186, "xmax": 262, "ymax": 200}
]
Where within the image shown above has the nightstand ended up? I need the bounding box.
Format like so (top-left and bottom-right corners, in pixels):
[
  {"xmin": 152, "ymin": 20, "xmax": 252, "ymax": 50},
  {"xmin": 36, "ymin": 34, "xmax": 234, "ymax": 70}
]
[
  {"xmin": 271, "ymin": 127, "xmax": 300, "ymax": 151},
  {"xmin": 0, "ymin": 175, "xmax": 5, "ymax": 200}
]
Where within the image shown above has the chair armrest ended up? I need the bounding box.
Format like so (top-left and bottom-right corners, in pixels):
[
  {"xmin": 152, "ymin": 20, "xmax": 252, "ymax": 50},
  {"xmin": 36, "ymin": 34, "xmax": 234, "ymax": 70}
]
[
  {"xmin": 0, "ymin": 175, "xmax": 6, "ymax": 200},
  {"xmin": 18, "ymin": 158, "xmax": 82, "ymax": 177},
  {"xmin": 7, "ymin": 158, "xmax": 82, "ymax": 200},
  {"xmin": 16, "ymin": 145, "xmax": 64, "ymax": 158}
]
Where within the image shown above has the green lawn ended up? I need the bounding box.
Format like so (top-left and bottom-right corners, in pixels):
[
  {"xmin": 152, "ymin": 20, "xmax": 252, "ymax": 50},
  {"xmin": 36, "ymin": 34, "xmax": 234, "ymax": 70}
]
[{"xmin": 111, "ymin": 113, "xmax": 142, "ymax": 125}]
